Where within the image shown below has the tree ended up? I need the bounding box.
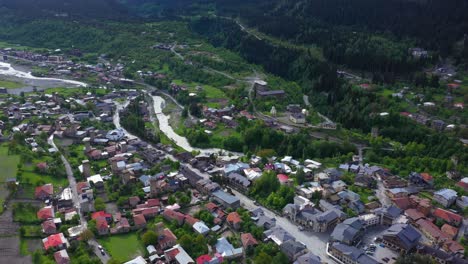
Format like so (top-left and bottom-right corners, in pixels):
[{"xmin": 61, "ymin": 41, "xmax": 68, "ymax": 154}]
[
  {"xmin": 142, "ymin": 230, "xmax": 158, "ymax": 246},
  {"xmin": 296, "ymin": 168, "xmax": 305, "ymax": 185},
  {"xmin": 94, "ymin": 197, "xmax": 106, "ymax": 211},
  {"xmin": 80, "ymin": 229, "xmax": 95, "ymax": 241}
]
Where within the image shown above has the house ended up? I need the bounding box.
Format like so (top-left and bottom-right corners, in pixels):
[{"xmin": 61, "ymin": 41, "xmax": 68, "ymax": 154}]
[
  {"xmin": 111, "ymin": 217, "xmax": 130, "ymax": 234},
  {"xmin": 226, "ymin": 173, "xmax": 251, "ymax": 191},
  {"xmin": 35, "ymin": 183, "xmax": 53, "ymax": 200},
  {"xmin": 193, "ymin": 222, "xmax": 210, "ymax": 236},
  {"xmin": 293, "ymin": 253, "xmax": 322, "ymax": 264},
  {"xmin": 280, "ymin": 240, "xmax": 307, "ymax": 261},
  {"xmin": 215, "ymin": 237, "xmax": 243, "ymax": 259},
  {"xmin": 409, "ymin": 195, "xmax": 432, "ymax": 216},
  {"xmin": 289, "ymin": 113, "xmax": 306, "ymax": 124},
  {"xmin": 264, "ymin": 227, "xmax": 294, "ymax": 246},
  {"xmin": 227, "ymin": 212, "xmax": 242, "ymax": 230},
  {"xmin": 441, "ymin": 224, "xmax": 459, "ymax": 239},
  {"xmin": 37, "ymin": 206, "xmax": 54, "ymax": 220},
  {"xmin": 133, "ymin": 214, "xmax": 147, "ymax": 229},
  {"xmin": 163, "ymin": 209, "xmax": 186, "ymax": 226},
  {"xmin": 409, "ymin": 172, "xmax": 434, "ymax": 187},
  {"xmin": 404, "ymin": 209, "xmax": 425, "ymax": 223},
  {"xmin": 456, "ymin": 177, "xmax": 468, "ymax": 192},
  {"xmin": 329, "ymin": 242, "xmax": 379, "ymax": 264},
  {"xmin": 373, "ymin": 206, "xmax": 402, "ymax": 225},
  {"xmin": 456, "ymin": 196, "xmax": 468, "ymax": 210},
  {"xmin": 42, "ymin": 219, "xmax": 57, "ymax": 235},
  {"xmin": 415, "ymin": 219, "xmax": 450, "ymax": 244},
  {"xmin": 433, "ymin": 208, "xmax": 463, "ymax": 227},
  {"xmin": 211, "ymin": 190, "xmax": 240, "ymax": 209},
  {"xmin": 43, "ymin": 233, "xmax": 69, "ymax": 251},
  {"xmin": 330, "ymin": 217, "xmax": 364, "ymax": 245},
  {"xmin": 382, "ymin": 224, "xmax": 421, "ymax": 252},
  {"xmin": 128, "ymin": 196, "xmax": 141, "ymax": 208},
  {"xmin": 433, "ymin": 189, "xmax": 458, "ymax": 207},
  {"xmin": 124, "ymin": 256, "xmax": 147, "ymax": 264},
  {"xmin": 241, "ymin": 233, "xmax": 258, "ymax": 249},
  {"xmin": 331, "ymin": 180, "xmax": 347, "ymax": 193},
  {"xmin": 277, "ymin": 174, "xmax": 291, "ymax": 185},
  {"xmin": 96, "ymin": 217, "xmax": 109, "ymax": 236},
  {"xmin": 91, "ymin": 211, "xmax": 112, "ymax": 223},
  {"xmin": 54, "ymin": 249, "xmax": 70, "ymax": 264},
  {"xmin": 387, "ymin": 188, "xmax": 408, "ymax": 199},
  {"xmin": 416, "ymin": 245, "xmax": 467, "ymax": 264},
  {"xmin": 158, "ymin": 228, "xmax": 178, "ymax": 251},
  {"xmin": 358, "ymin": 214, "xmax": 380, "ymax": 228}
]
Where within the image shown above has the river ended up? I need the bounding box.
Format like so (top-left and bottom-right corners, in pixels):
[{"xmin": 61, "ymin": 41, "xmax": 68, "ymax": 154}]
[
  {"xmin": 151, "ymin": 95, "xmax": 242, "ymax": 156},
  {"xmin": 0, "ymin": 61, "xmax": 87, "ymax": 94}
]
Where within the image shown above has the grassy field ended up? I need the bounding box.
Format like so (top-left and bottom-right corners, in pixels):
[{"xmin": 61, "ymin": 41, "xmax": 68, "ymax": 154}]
[
  {"xmin": 21, "ymin": 166, "xmax": 68, "ymax": 189},
  {"xmin": 12, "ymin": 203, "xmax": 39, "ymax": 224},
  {"xmin": 0, "ymin": 79, "xmax": 24, "ymax": 89},
  {"xmin": 98, "ymin": 233, "xmax": 144, "ymax": 262},
  {"xmin": 0, "ymin": 144, "xmax": 20, "ymax": 213}
]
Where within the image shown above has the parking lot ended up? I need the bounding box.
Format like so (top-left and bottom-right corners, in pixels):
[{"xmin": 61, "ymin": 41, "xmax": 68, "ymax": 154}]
[{"xmin": 358, "ymin": 226, "xmax": 399, "ymax": 264}]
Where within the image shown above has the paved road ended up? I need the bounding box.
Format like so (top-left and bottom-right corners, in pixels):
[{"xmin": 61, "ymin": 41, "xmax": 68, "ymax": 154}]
[
  {"xmin": 48, "ymin": 135, "xmax": 110, "ymax": 263},
  {"xmin": 375, "ymin": 181, "xmax": 391, "ymax": 207},
  {"xmin": 232, "ymin": 190, "xmax": 331, "ymax": 262}
]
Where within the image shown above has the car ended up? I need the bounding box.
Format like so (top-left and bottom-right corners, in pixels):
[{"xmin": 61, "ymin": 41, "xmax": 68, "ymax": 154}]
[
  {"xmin": 379, "ymin": 243, "xmax": 385, "ymax": 248},
  {"xmin": 253, "ymin": 200, "xmax": 259, "ymax": 206},
  {"xmin": 298, "ymin": 226, "xmax": 304, "ymax": 231},
  {"xmin": 100, "ymin": 249, "xmax": 105, "ymax": 256},
  {"xmin": 97, "ymin": 245, "xmax": 103, "ymax": 250},
  {"xmin": 366, "ymin": 251, "xmax": 374, "ymax": 256}
]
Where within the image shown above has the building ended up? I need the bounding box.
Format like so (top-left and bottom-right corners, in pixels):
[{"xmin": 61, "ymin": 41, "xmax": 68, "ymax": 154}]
[
  {"xmin": 433, "ymin": 208, "xmax": 463, "ymax": 227},
  {"xmin": 441, "ymin": 224, "xmax": 459, "ymax": 239},
  {"xmin": 42, "ymin": 233, "xmax": 69, "ymax": 251},
  {"xmin": 329, "ymin": 242, "xmax": 379, "ymax": 264},
  {"xmin": 42, "ymin": 219, "xmax": 57, "ymax": 235},
  {"xmin": 293, "ymin": 253, "xmax": 322, "ymax": 264},
  {"xmin": 289, "ymin": 113, "xmax": 306, "ymax": 124},
  {"xmin": 54, "ymin": 249, "xmax": 70, "ymax": 264},
  {"xmin": 193, "ymin": 222, "xmax": 210, "ymax": 236},
  {"xmin": 227, "ymin": 212, "xmax": 242, "ymax": 230},
  {"xmin": 37, "ymin": 206, "xmax": 55, "ymax": 220},
  {"xmin": 35, "ymin": 183, "xmax": 53, "ymax": 200},
  {"xmin": 264, "ymin": 227, "xmax": 295, "ymax": 246},
  {"xmin": 330, "ymin": 218, "xmax": 364, "ymax": 245},
  {"xmin": 433, "ymin": 189, "xmax": 458, "ymax": 207},
  {"xmin": 358, "ymin": 214, "xmax": 380, "ymax": 228},
  {"xmin": 163, "ymin": 209, "xmax": 186, "ymax": 226},
  {"xmin": 382, "ymin": 224, "xmax": 421, "ymax": 252},
  {"xmin": 212, "ymin": 190, "xmax": 240, "ymax": 209},
  {"xmin": 96, "ymin": 217, "xmax": 109, "ymax": 236},
  {"xmin": 133, "ymin": 214, "xmax": 147, "ymax": 229},
  {"xmin": 124, "ymin": 256, "xmax": 147, "ymax": 264},
  {"xmin": 241, "ymin": 233, "xmax": 258, "ymax": 249},
  {"xmin": 374, "ymin": 206, "xmax": 402, "ymax": 225},
  {"xmin": 280, "ymin": 240, "xmax": 308, "ymax": 261},
  {"xmin": 215, "ymin": 237, "xmax": 243, "ymax": 259},
  {"xmin": 158, "ymin": 228, "xmax": 178, "ymax": 251}
]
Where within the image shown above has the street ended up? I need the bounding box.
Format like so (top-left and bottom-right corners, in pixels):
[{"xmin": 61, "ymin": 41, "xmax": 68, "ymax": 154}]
[
  {"xmin": 232, "ymin": 190, "xmax": 331, "ymax": 262},
  {"xmin": 48, "ymin": 135, "xmax": 110, "ymax": 264}
]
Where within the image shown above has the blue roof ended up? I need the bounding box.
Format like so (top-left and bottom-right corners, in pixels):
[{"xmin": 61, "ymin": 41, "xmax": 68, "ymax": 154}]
[{"xmin": 212, "ymin": 190, "xmax": 239, "ymax": 205}]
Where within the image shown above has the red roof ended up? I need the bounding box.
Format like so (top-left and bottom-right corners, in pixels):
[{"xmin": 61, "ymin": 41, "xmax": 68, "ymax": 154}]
[
  {"xmin": 76, "ymin": 181, "xmax": 89, "ymax": 193},
  {"xmin": 163, "ymin": 209, "xmax": 185, "ymax": 223},
  {"xmin": 146, "ymin": 198, "xmax": 161, "ymax": 207},
  {"xmin": 197, "ymin": 255, "xmax": 212, "ymax": 264},
  {"xmin": 420, "ymin": 173, "xmax": 433, "ymax": 182},
  {"xmin": 227, "ymin": 212, "xmax": 242, "ymax": 224},
  {"xmin": 360, "ymin": 83, "xmax": 371, "ymax": 89},
  {"xmin": 37, "ymin": 206, "xmax": 54, "ymax": 220},
  {"xmin": 404, "ymin": 209, "xmax": 424, "ymax": 221},
  {"xmin": 205, "ymin": 202, "xmax": 218, "ymax": 212},
  {"xmin": 165, "ymin": 248, "xmax": 180, "ymax": 260},
  {"xmin": 447, "ymin": 83, "xmax": 460, "ymax": 89},
  {"xmin": 35, "ymin": 183, "xmax": 53, "ymax": 198},
  {"xmin": 441, "ymin": 224, "xmax": 459, "ymax": 238},
  {"xmin": 241, "ymin": 233, "xmax": 258, "ymax": 248},
  {"xmin": 277, "ymin": 174, "xmax": 289, "ymax": 183},
  {"xmin": 392, "ymin": 197, "xmax": 411, "ymax": 210},
  {"xmin": 184, "ymin": 215, "xmax": 199, "ymax": 226},
  {"xmin": 400, "ymin": 112, "xmax": 411, "ymax": 117},
  {"xmin": 159, "ymin": 228, "xmax": 177, "ymax": 244},
  {"xmin": 456, "ymin": 180, "xmax": 468, "ymax": 190},
  {"xmin": 53, "ymin": 250, "xmax": 70, "ymax": 264},
  {"xmin": 91, "ymin": 211, "xmax": 112, "ymax": 220},
  {"xmin": 133, "ymin": 214, "xmax": 146, "ymax": 226},
  {"xmin": 36, "ymin": 162, "xmax": 48, "ymax": 170},
  {"xmin": 96, "ymin": 217, "xmax": 108, "ymax": 230},
  {"xmin": 416, "ymin": 219, "xmax": 449, "ymax": 241},
  {"xmin": 43, "ymin": 233, "xmax": 66, "ymax": 250},
  {"xmin": 433, "ymin": 208, "xmax": 462, "ymax": 224},
  {"xmin": 42, "ymin": 219, "xmax": 57, "ymax": 233}
]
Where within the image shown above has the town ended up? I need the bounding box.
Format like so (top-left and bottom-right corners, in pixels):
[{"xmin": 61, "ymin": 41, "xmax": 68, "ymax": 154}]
[{"xmin": 1, "ymin": 65, "xmax": 467, "ymax": 264}]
